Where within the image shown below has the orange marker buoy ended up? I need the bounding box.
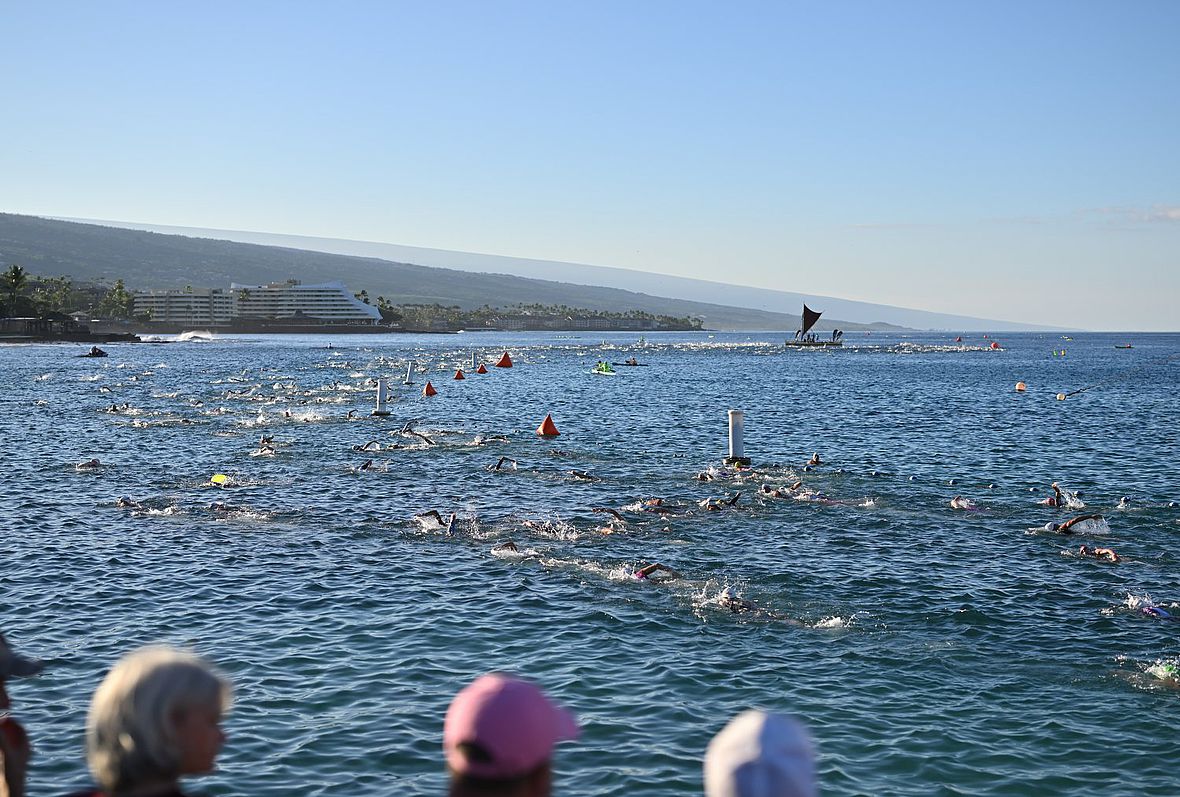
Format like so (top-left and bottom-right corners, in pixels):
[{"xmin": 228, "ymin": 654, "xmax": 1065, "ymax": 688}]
[
  {"xmin": 1015, "ymin": 382, "xmax": 1027, "ymax": 392},
  {"xmin": 454, "ymin": 369, "xmax": 465, "ymax": 380},
  {"xmin": 536, "ymin": 413, "xmax": 560, "ymax": 436},
  {"xmin": 990, "ymin": 341, "xmax": 1000, "ymax": 349},
  {"xmin": 423, "ymin": 381, "xmax": 437, "ymax": 396},
  {"xmin": 495, "ymin": 351, "xmax": 513, "ymax": 368},
  {"xmin": 476, "ymin": 363, "xmax": 488, "ymax": 374}
]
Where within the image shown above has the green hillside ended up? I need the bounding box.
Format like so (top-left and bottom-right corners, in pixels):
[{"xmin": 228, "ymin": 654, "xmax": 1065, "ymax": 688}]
[{"xmin": 0, "ymin": 214, "xmax": 889, "ymax": 330}]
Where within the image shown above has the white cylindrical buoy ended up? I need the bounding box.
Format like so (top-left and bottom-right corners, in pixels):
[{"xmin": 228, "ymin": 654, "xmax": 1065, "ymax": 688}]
[
  {"xmin": 372, "ymin": 378, "xmax": 391, "ymax": 416},
  {"xmin": 725, "ymin": 409, "xmax": 751, "ymax": 465},
  {"xmin": 471, "ymin": 352, "xmax": 477, "ymax": 369},
  {"xmin": 404, "ymin": 361, "xmax": 414, "ymax": 385}
]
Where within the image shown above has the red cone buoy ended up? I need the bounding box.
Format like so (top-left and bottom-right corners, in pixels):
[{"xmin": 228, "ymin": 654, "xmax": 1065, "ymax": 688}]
[
  {"xmin": 454, "ymin": 369, "xmax": 465, "ymax": 380},
  {"xmin": 955, "ymin": 336, "xmax": 962, "ymax": 342},
  {"xmin": 536, "ymin": 413, "xmax": 559, "ymax": 436},
  {"xmin": 423, "ymin": 381, "xmax": 437, "ymax": 396},
  {"xmin": 495, "ymin": 351, "xmax": 513, "ymax": 368},
  {"xmin": 476, "ymin": 363, "xmax": 488, "ymax": 374}
]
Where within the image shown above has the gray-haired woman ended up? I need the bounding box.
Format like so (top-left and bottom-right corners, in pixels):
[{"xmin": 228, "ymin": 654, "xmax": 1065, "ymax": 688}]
[{"xmin": 67, "ymin": 646, "xmax": 231, "ymax": 797}]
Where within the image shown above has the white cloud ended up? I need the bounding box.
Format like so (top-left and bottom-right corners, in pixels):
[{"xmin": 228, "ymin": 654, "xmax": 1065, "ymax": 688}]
[
  {"xmin": 1148, "ymin": 205, "xmax": 1180, "ymax": 222},
  {"xmin": 1075, "ymin": 205, "xmax": 1180, "ymax": 225}
]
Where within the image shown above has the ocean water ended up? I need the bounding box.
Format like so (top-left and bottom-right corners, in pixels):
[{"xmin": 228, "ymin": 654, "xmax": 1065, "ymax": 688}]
[{"xmin": 2, "ymin": 330, "xmax": 1179, "ymax": 796}]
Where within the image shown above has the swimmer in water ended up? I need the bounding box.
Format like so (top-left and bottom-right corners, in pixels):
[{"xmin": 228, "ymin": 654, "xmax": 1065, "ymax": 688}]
[
  {"xmin": 492, "ymin": 540, "xmax": 520, "ymax": 553},
  {"xmin": 403, "ymin": 429, "xmax": 435, "ymax": 446},
  {"xmin": 719, "ymin": 587, "xmax": 757, "ymax": 613},
  {"xmin": 491, "ymin": 456, "xmax": 517, "ymax": 471},
  {"xmin": 641, "ymin": 501, "xmax": 675, "ymax": 515},
  {"xmin": 1079, "ymin": 545, "xmax": 1120, "ymax": 562},
  {"xmin": 1045, "ymin": 514, "xmax": 1104, "ymax": 535},
  {"xmin": 76, "ymin": 458, "xmax": 101, "ymax": 470},
  {"xmin": 700, "ymin": 493, "xmax": 741, "ymax": 511},
  {"xmin": 358, "ymin": 459, "xmax": 376, "ymax": 471},
  {"xmin": 1141, "ymin": 606, "xmax": 1180, "ymax": 621},
  {"xmin": 717, "ymin": 587, "xmax": 802, "ymax": 624},
  {"xmin": 471, "ymin": 434, "xmax": 510, "ymax": 445},
  {"xmin": 807, "ymin": 452, "xmax": 822, "ymax": 466},
  {"xmin": 591, "ymin": 507, "xmax": 627, "ymax": 524},
  {"xmin": 949, "ymin": 496, "xmax": 976, "ymax": 510},
  {"xmin": 353, "ymin": 440, "xmax": 381, "ymax": 452},
  {"xmin": 415, "ymin": 510, "xmax": 456, "ymax": 533},
  {"xmin": 1042, "ymin": 482, "xmax": 1065, "ymax": 507},
  {"xmin": 633, "ymin": 563, "xmax": 679, "ymax": 581},
  {"xmin": 568, "ymin": 470, "xmax": 597, "ymax": 481},
  {"xmin": 1149, "ymin": 662, "xmax": 1180, "ymax": 685},
  {"xmin": 115, "ymin": 497, "xmax": 142, "ymax": 509},
  {"xmin": 760, "ymin": 481, "xmax": 803, "ymax": 499}
]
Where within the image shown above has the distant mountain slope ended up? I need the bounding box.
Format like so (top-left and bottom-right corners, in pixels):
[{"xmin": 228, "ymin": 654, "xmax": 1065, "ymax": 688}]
[
  {"xmin": 59, "ymin": 217, "xmax": 1054, "ymax": 332},
  {"xmin": 1, "ymin": 214, "xmax": 878, "ymax": 331}
]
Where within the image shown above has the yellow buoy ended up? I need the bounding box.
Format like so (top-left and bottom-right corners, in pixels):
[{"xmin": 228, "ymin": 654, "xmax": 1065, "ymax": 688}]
[
  {"xmin": 210, "ymin": 473, "xmax": 229, "ymax": 486},
  {"xmin": 1056, "ymin": 393, "xmax": 1066, "ymax": 401},
  {"xmin": 1015, "ymin": 382, "xmax": 1027, "ymax": 392}
]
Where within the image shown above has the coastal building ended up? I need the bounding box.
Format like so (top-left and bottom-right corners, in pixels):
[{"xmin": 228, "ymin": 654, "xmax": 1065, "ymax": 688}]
[
  {"xmin": 132, "ymin": 287, "xmax": 237, "ymax": 325},
  {"xmin": 133, "ymin": 280, "xmax": 381, "ymax": 325}
]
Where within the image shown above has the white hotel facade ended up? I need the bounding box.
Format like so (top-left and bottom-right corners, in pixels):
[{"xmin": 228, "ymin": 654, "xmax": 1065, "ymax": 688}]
[{"xmin": 133, "ymin": 280, "xmax": 382, "ymax": 325}]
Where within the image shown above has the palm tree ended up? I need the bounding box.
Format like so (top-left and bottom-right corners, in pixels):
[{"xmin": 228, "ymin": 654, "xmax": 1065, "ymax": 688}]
[{"xmin": 3, "ymin": 264, "xmax": 28, "ymax": 316}]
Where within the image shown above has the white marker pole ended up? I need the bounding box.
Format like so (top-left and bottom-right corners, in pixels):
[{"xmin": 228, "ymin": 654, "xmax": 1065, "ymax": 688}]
[
  {"xmin": 471, "ymin": 351, "xmax": 477, "ymax": 369},
  {"xmin": 404, "ymin": 361, "xmax": 414, "ymax": 385},
  {"xmin": 725, "ymin": 409, "xmax": 750, "ymax": 466},
  {"xmin": 372, "ymin": 378, "xmax": 391, "ymax": 416}
]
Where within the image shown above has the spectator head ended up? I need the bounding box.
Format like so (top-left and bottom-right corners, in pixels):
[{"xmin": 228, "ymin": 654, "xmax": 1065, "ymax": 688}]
[
  {"xmin": 444, "ymin": 673, "xmax": 579, "ymax": 797},
  {"xmin": 704, "ymin": 710, "xmax": 816, "ymax": 797},
  {"xmin": 0, "ymin": 632, "xmax": 43, "ymax": 710},
  {"xmin": 86, "ymin": 646, "xmax": 232, "ymax": 793}
]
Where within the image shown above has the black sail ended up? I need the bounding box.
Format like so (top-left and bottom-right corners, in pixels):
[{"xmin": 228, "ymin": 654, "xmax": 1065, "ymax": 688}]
[{"xmin": 801, "ymin": 304, "xmax": 822, "ymax": 336}]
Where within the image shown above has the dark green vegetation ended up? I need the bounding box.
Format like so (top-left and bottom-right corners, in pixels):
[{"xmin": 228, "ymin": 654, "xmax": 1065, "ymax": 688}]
[
  {"xmin": 374, "ymin": 301, "xmax": 702, "ymax": 331},
  {"xmin": 0, "ymin": 214, "xmax": 890, "ymax": 330},
  {"xmin": 1, "ymin": 263, "xmax": 133, "ymax": 319}
]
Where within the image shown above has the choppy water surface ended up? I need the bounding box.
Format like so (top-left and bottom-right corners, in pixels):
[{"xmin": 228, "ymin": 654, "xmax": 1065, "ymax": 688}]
[{"xmin": 2, "ymin": 331, "xmax": 1179, "ymax": 796}]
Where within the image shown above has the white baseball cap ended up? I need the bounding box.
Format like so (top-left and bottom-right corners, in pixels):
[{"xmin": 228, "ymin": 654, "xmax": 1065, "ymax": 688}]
[{"xmin": 704, "ymin": 710, "xmax": 816, "ymax": 797}]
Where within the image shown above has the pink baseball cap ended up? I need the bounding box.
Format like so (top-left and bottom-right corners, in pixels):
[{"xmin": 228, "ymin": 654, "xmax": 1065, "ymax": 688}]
[{"xmin": 444, "ymin": 673, "xmax": 580, "ymax": 779}]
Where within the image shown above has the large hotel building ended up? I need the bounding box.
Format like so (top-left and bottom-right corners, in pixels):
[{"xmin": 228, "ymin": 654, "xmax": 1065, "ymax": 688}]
[{"xmin": 132, "ymin": 280, "xmax": 382, "ymax": 326}]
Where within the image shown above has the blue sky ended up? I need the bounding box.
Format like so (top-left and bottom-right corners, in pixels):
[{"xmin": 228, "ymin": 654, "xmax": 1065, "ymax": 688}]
[{"xmin": 3, "ymin": 1, "xmax": 1177, "ymax": 329}]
